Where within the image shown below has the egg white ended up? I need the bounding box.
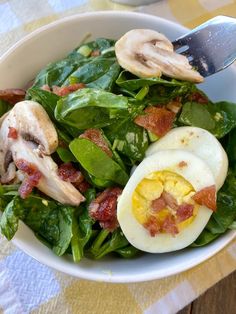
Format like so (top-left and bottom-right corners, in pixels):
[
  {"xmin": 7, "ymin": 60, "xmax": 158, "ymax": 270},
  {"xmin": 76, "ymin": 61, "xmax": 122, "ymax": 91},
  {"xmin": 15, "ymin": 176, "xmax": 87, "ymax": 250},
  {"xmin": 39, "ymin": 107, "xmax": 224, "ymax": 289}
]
[
  {"xmin": 146, "ymin": 126, "xmax": 228, "ymax": 190},
  {"xmin": 117, "ymin": 149, "xmax": 215, "ymax": 253}
]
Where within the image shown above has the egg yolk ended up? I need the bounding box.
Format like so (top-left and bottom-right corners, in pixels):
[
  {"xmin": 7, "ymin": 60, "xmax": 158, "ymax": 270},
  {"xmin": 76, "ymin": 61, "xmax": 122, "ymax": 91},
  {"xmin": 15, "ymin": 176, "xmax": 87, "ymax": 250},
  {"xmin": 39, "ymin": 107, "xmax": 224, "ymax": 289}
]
[{"xmin": 132, "ymin": 171, "xmax": 198, "ymax": 236}]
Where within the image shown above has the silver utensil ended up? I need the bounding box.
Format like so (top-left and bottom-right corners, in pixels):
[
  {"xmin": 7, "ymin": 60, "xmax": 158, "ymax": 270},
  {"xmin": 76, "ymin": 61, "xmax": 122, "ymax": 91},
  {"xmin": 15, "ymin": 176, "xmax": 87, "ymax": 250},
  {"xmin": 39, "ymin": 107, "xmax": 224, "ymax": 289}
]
[{"xmin": 172, "ymin": 16, "xmax": 236, "ymax": 77}]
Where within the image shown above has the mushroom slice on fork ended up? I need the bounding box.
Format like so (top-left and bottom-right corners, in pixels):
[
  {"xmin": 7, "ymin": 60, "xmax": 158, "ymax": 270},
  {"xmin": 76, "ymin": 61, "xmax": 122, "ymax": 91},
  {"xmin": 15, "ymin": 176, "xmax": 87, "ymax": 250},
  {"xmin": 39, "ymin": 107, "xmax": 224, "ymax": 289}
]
[{"xmin": 115, "ymin": 29, "xmax": 203, "ymax": 83}]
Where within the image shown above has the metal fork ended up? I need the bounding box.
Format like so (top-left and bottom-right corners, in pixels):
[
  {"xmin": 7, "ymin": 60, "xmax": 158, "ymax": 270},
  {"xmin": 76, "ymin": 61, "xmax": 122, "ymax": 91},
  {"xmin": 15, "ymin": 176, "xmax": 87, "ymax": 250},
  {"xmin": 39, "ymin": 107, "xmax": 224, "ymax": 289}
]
[{"xmin": 172, "ymin": 16, "xmax": 236, "ymax": 78}]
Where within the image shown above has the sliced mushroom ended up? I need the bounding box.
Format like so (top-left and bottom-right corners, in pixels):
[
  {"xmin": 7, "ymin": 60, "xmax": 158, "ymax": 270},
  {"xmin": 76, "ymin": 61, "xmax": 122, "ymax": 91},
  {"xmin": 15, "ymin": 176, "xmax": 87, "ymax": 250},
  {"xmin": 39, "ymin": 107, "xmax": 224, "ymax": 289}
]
[
  {"xmin": 0, "ymin": 100, "xmax": 85, "ymax": 206},
  {"xmin": 10, "ymin": 100, "xmax": 58, "ymax": 155},
  {"xmin": 115, "ymin": 29, "xmax": 203, "ymax": 83}
]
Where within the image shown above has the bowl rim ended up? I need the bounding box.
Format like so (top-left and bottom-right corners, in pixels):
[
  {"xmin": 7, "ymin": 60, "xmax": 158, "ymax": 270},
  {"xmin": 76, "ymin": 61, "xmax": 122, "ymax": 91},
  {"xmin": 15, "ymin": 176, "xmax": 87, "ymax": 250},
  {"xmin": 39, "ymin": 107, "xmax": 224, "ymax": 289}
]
[{"xmin": 1, "ymin": 10, "xmax": 235, "ymax": 283}]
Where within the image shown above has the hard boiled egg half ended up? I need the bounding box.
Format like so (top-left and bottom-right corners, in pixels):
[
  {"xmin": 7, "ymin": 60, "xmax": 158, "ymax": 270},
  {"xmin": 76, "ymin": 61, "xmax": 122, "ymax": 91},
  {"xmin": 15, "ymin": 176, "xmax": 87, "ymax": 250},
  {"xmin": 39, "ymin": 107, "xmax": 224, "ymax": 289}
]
[
  {"xmin": 146, "ymin": 126, "xmax": 228, "ymax": 190},
  {"xmin": 117, "ymin": 127, "xmax": 228, "ymax": 253}
]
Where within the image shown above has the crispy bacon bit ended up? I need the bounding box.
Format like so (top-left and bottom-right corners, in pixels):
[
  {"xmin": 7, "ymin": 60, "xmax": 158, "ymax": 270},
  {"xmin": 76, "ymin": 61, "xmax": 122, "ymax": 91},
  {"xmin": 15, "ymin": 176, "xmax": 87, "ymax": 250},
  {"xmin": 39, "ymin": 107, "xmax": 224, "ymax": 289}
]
[
  {"xmin": 89, "ymin": 187, "xmax": 122, "ymax": 231},
  {"xmin": 91, "ymin": 49, "xmax": 100, "ymax": 57},
  {"xmin": 161, "ymin": 215, "xmax": 179, "ymax": 235},
  {"xmin": 188, "ymin": 91, "xmax": 208, "ymax": 104},
  {"xmin": 192, "ymin": 185, "xmax": 216, "ymax": 211},
  {"xmin": 151, "ymin": 196, "xmax": 166, "ymax": 213},
  {"xmin": 15, "ymin": 159, "xmax": 42, "ymax": 199},
  {"xmin": 0, "ymin": 88, "xmax": 26, "ymax": 105},
  {"xmin": 76, "ymin": 180, "xmax": 90, "ymax": 193},
  {"xmin": 52, "ymin": 83, "xmax": 86, "ymax": 97},
  {"xmin": 162, "ymin": 191, "xmax": 178, "ymax": 211},
  {"xmin": 134, "ymin": 106, "xmax": 175, "ymax": 137},
  {"xmin": 178, "ymin": 161, "xmax": 187, "ymax": 168},
  {"xmin": 176, "ymin": 203, "xmax": 194, "ymax": 222},
  {"xmin": 58, "ymin": 162, "xmax": 90, "ymax": 193},
  {"xmin": 41, "ymin": 84, "xmax": 51, "ymax": 92},
  {"xmin": 58, "ymin": 162, "xmax": 84, "ymax": 183},
  {"xmin": 8, "ymin": 127, "xmax": 18, "ymax": 139},
  {"xmin": 79, "ymin": 128, "xmax": 112, "ymax": 157},
  {"xmin": 143, "ymin": 216, "xmax": 161, "ymax": 237}
]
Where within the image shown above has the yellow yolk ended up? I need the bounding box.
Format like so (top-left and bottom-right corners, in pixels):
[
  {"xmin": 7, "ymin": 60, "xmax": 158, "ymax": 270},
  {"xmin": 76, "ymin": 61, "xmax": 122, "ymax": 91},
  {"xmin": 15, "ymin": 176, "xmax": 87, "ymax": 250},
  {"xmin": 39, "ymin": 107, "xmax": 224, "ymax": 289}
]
[{"xmin": 132, "ymin": 170, "xmax": 197, "ymax": 234}]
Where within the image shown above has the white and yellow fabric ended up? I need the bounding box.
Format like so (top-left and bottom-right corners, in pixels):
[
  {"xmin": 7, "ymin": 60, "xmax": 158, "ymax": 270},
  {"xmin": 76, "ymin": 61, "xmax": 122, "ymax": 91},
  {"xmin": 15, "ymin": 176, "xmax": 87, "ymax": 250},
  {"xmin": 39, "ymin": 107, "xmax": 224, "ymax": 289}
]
[{"xmin": 0, "ymin": 1, "xmax": 236, "ymax": 313}]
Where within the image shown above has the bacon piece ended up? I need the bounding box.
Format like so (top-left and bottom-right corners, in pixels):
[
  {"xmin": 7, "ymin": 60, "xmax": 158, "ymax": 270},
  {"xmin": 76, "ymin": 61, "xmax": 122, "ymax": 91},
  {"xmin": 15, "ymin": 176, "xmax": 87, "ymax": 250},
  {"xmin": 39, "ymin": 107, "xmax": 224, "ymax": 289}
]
[
  {"xmin": 8, "ymin": 127, "xmax": 18, "ymax": 139},
  {"xmin": 58, "ymin": 162, "xmax": 84, "ymax": 183},
  {"xmin": 52, "ymin": 83, "xmax": 85, "ymax": 97},
  {"xmin": 143, "ymin": 216, "xmax": 161, "ymax": 237},
  {"xmin": 91, "ymin": 49, "xmax": 100, "ymax": 57},
  {"xmin": 188, "ymin": 91, "xmax": 208, "ymax": 104},
  {"xmin": 176, "ymin": 203, "xmax": 194, "ymax": 222},
  {"xmin": 134, "ymin": 106, "xmax": 175, "ymax": 137},
  {"xmin": 89, "ymin": 187, "xmax": 122, "ymax": 231},
  {"xmin": 41, "ymin": 84, "xmax": 51, "ymax": 92},
  {"xmin": 161, "ymin": 214, "xmax": 179, "ymax": 235},
  {"xmin": 151, "ymin": 196, "xmax": 166, "ymax": 213},
  {"xmin": 76, "ymin": 180, "xmax": 90, "ymax": 193},
  {"xmin": 192, "ymin": 185, "xmax": 216, "ymax": 211},
  {"xmin": 80, "ymin": 128, "xmax": 112, "ymax": 157},
  {"xmin": 162, "ymin": 191, "xmax": 178, "ymax": 211},
  {"xmin": 15, "ymin": 159, "xmax": 42, "ymax": 199},
  {"xmin": 178, "ymin": 161, "xmax": 187, "ymax": 168},
  {"xmin": 58, "ymin": 162, "xmax": 90, "ymax": 193},
  {"xmin": 0, "ymin": 88, "xmax": 26, "ymax": 105}
]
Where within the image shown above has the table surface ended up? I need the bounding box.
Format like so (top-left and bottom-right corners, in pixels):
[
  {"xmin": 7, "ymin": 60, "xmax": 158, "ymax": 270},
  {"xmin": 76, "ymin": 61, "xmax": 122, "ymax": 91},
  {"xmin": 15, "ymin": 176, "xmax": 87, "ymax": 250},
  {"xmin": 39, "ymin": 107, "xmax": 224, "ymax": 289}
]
[{"xmin": 179, "ymin": 270, "xmax": 236, "ymax": 314}]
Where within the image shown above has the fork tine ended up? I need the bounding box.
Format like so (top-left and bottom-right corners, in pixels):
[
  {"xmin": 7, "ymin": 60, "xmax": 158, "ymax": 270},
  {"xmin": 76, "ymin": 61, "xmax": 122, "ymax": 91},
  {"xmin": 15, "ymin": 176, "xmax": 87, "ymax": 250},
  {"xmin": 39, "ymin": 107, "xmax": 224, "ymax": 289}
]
[{"xmin": 172, "ymin": 16, "xmax": 236, "ymax": 77}]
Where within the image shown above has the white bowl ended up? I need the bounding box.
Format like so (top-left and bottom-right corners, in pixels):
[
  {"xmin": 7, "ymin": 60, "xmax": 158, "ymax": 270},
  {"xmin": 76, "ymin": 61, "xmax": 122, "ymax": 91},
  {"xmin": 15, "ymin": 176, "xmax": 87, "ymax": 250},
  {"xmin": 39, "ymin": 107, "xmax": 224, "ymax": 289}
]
[{"xmin": 0, "ymin": 11, "xmax": 235, "ymax": 283}]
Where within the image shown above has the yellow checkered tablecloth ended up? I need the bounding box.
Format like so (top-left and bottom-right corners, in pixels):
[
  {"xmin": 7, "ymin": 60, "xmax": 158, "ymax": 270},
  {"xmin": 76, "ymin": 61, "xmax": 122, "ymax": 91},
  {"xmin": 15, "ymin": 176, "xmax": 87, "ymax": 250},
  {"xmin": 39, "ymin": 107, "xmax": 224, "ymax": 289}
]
[{"xmin": 0, "ymin": 1, "xmax": 236, "ymax": 313}]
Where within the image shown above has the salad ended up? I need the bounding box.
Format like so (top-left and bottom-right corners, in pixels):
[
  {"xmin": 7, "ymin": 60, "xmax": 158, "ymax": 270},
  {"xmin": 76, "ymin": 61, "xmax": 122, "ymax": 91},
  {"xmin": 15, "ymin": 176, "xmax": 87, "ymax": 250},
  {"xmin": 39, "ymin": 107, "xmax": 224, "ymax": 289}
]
[{"xmin": 0, "ymin": 29, "xmax": 236, "ymax": 262}]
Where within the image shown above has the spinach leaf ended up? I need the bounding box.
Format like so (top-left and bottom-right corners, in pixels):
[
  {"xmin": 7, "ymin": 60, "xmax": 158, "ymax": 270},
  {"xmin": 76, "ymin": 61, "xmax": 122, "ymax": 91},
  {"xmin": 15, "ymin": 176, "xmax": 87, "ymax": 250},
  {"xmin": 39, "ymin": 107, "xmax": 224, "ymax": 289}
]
[
  {"xmin": 89, "ymin": 229, "xmax": 129, "ymax": 259},
  {"xmin": 115, "ymin": 245, "xmax": 140, "ymax": 258},
  {"xmin": 57, "ymin": 147, "xmax": 77, "ymax": 163},
  {"xmin": 73, "ymin": 38, "xmax": 116, "ymax": 55},
  {"xmin": 0, "ymin": 99, "xmax": 11, "ymax": 117},
  {"xmin": 0, "ymin": 197, "xmax": 26, "ymax": 240},
  {"xmin": 71, "ymin": 217, "xmax": 83, "ymax": 262},
  {"xmin": 116, "ymin": 71, "xmax": 190, "ymax": 91},
  {"xmin": 33, "ymin": 38, "xmax": 116, "ymax": 88},
  {"xmin": 0, "ymin": 193, "xmax": 76, "ymax": 256},
  {"xmin": 217, "ymin": 101, "xmax": 236, "ymax": 121},
  {"xmin": 55, "ymin": 88, "xmax": 129, "ymax": 130},
  {"xmin": 71, "ymin": 189, "xmax": 95, "ymax": 262},
  {"xmin": 229, "ymin": 221, "xmax": 236, "ymax": 230},
  {"xmin": 70, "ymin": 138, "xmax": 129, "ymax": 186},
  {"xmin": 192, "ymin": 230, "xmax": 219, "ymax": 247},
  {"xmin": 179, "ymin": 102, "xmax": 236, "ymax": 138},
  {"xmin": 225, "ymin": 128, "xmax": 236, "ymax": 163},
  {"xmin": 27, "ymin": 87, "xmax": 59, "ymax": 119},
  {"xmin": 71, "ymin": 188, "xmax": 96, "ymax": 262},
  {"xmin": 33, "ymin": 55, "xmax": 87, "ymax": 88},
  {"xmin": 66, "ymin": 57, "xmax": 120, "ymax": 91},
  {"xmin": 53, "ymin": 206, "xmax": 74, "ymax": 256},
  {"xmin": 105, "ymin": 118, "xmax": 149, "ymax": 161},
  {"xmin": 86, "ymin": 174, "xmax": 114, "ymax": 189},
  {"xmin": 27, "ymin": 87, "xmax": 76, "ymax": 140}
]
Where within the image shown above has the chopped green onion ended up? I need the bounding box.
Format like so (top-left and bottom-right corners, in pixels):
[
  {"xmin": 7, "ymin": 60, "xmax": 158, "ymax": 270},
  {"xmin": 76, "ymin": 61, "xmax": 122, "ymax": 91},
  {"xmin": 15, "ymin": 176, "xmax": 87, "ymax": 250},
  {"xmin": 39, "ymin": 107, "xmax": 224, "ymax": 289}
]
[
  {"xmin": 69, "ymin": 76, "xmax": 79, "ymax": 85},
  {"xmin": 77, "ymin": 45, "xmax": 92, "ymax": 57},
  {"xmin": 148, "ymin": 130, "xmax": 159, "ymax": 142},
  {"xmin": 101, "ymin": 47, "xmax": 115, "ymax": 55},
  {"xmin": 135, "ymin": 85, "xmax": 149, "ymax": 101}
]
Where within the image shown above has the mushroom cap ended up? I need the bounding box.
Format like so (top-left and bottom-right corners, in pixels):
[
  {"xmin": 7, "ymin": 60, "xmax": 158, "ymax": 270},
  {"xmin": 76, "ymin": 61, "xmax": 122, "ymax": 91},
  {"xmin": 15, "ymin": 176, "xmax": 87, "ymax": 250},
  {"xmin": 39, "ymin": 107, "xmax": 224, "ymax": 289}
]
[
  {"xmin": 11, "ymin": 101, "xmax": 58, "ymax": 155},
  {"xmin": 115, "ymin": 29, "xmax": 203, "ymax": 83}
]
